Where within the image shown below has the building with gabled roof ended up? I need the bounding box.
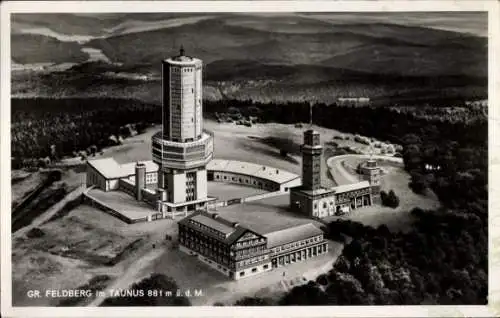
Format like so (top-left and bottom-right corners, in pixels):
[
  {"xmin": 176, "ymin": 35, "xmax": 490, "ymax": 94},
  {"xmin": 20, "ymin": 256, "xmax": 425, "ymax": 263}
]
[
  {"xmin": 178, "ymin": 210, "xmax": 328, "ymax": 280},
  {"xmin": 86, "ymin": 158, "xmax": 158, "ymax": 192}
]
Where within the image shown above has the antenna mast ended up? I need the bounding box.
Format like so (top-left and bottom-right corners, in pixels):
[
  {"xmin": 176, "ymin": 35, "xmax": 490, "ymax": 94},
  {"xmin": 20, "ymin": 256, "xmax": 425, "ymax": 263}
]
[{"xmin": 309, "ymin": 102, "xmax": 313, "ymax": 128}]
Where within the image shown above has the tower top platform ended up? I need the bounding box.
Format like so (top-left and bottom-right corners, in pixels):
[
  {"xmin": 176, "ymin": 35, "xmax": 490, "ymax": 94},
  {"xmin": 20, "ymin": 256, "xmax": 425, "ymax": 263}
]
[
  {"xmin": 164, "ymin": 47, "xmax": 202, "ymax": 65},
  {"xmin": 304, "ymin": 129, "xmax": 319, "ymax": 135},
  {"xmin": 163, "ymin": 56, "xmax": 202, "ymax": 66},
  {"xmin": 303, "ymin": 129, "xmax": 321, "ymax": 147}
]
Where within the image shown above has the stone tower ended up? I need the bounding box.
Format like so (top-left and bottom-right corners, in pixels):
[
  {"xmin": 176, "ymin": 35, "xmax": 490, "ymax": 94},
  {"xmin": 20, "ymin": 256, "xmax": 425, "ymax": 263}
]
[{"xmin": 301, "ymin": 130, "xmax": 322, "ymax": 190}]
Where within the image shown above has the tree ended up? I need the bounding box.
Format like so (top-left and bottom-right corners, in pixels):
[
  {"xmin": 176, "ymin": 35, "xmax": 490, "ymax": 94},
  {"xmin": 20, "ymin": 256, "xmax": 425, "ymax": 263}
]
[
  {"xmin": 279, "ymin": 282, "xmax": 329, "ymax": 305},
  {"xmin": 334, "ymin": 255, "xmax": 351, "ymax": 273},
  {"xmin": 234, "ymin": 297, "xmax": 273, "ymax": 306},
  {"xmin": 316, "ymin": 274, "xmax": 329, "ymax": 286},
  {"xmin": 381, "ymin": 190, "xmax": 400, "ymax": 208},
  {"xmin": 50, "ymin": 144, "xmax": 57, "ymax": 161},
  {"xmin": 409, "ymin": 171, "xmax": 428, "ymax": 194}
]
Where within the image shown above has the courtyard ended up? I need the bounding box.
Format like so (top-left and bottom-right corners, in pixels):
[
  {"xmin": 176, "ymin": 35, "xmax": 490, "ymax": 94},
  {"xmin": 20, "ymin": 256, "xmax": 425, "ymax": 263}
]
[
  {"xmin": 207, "ymin": 181, "xmax": 268, "ymax": 201},
  {"xmin": 213, "ymin": 193, "xmax": 324, "ymax": 234}
]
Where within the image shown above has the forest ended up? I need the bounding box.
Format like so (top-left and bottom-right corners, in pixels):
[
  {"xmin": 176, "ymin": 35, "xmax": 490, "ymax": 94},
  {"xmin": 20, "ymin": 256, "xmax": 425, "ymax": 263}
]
[
  {"xmin": 11, "ymin": 97, "xmax": 486, "ymax": 168},
  {"xmin": 230, "ymin": 101, "xmax": 487, "ymax": 305},
  {"xmin": 11, "ymin": 98, "xmax": 159, "ymax": 168}
]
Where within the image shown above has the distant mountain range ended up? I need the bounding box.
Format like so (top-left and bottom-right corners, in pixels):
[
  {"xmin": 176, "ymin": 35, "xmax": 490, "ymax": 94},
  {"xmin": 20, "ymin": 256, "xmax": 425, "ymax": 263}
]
[{"xmin": 10, "ymin": 13, "xmax": 488, "ymax": 104}]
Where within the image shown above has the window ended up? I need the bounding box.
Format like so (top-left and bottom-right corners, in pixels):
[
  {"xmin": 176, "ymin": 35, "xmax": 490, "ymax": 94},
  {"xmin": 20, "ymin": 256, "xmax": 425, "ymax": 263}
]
[
  {"xmin": 240, "ymin": 271, "xmax": 245, "ymax": 276},
  {"xmin": 252, "ymin": 268, "xmax": 257, "ymax": 273}
]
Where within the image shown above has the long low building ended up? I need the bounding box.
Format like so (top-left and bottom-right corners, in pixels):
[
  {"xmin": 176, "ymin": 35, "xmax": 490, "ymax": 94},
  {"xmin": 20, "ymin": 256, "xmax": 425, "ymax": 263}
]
[
  {"xmin": 86, "ymin": 157, "xmax": 302, "ymax": 221},
  {"xmin": 87, "ymin": 158, "xmax": 300, "ymax": 194},
  {"xmin": 207, "ymin": 159, "xmax": 301, "ymax": 192},
  {"xmin": 178, "ymin": 210, "xmax": 328, "ymax": 280}
]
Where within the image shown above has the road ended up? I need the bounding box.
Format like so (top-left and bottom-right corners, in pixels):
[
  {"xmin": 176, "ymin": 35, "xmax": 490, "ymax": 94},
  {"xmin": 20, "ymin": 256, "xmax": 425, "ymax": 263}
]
[{"xmin": 326, "ymin": 154, "xmax": 403, "ymax": 185}]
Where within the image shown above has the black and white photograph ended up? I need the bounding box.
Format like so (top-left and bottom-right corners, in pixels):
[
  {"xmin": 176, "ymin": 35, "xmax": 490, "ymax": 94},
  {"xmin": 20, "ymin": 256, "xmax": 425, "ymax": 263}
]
[{"xmin": 1, "ymin": 1, "xmax": 498, "ymax": 317}]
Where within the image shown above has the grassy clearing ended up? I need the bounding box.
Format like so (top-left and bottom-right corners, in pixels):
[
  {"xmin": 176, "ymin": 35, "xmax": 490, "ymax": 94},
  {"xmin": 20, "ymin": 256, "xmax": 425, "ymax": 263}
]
[
  {"xmin": 11, "ymin": 171, "xmax": 46, "ymax": 207},
  {"xmin": 35, "ymin": 214, "xmax": 144, "ymax": 266},
  {"xmin": 57, "ymin": 275, "xmax": 112, "ymax": 306},
  {"xmin": 324, "ymin": 165, "xmax": 440, "ymax": 233},
  {"xmin": 12, "ymin": 249, "xmax": 93, "ymax": 306}
]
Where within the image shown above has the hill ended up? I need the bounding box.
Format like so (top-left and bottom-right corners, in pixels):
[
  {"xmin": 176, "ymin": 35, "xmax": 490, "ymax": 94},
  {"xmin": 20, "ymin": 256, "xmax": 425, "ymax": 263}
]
[
  {"xmin": 11, "ymin": 34, "xmax": 89, "ymax": 64},
  {"xmin": 86, "ymin": 18, "xmax": 486, "ymax": 78},
  {"xmin": 11, "ymin": 14, "xmax": 487, "ymax": 104}
]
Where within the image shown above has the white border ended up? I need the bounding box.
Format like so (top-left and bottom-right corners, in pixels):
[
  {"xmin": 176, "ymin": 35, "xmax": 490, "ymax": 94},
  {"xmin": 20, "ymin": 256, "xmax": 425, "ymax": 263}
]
[{"xmin": 1, "ymin": 1, "xmax": 499, "ymax": 317}]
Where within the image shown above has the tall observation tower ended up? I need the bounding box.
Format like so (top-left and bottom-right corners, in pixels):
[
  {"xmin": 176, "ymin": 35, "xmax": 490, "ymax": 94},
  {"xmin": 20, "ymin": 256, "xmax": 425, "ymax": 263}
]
[
  {"xmin": 301, "ymin": 130, "xmax": 322, "ymax": 191},
  {"xmin": 302, "ymin": 103, "xmax": 322, "ymax": 191},
  {"xmin": 152, "ymin": 47, "xmax": 215, "ymax": 216}
]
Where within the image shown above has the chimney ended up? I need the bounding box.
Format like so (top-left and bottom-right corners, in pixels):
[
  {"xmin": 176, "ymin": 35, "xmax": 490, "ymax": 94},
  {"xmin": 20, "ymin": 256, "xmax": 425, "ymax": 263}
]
[
  {"xmin": 157, "ymin": 188, "xmax": 167, "ymax": 201},
  {"xmin": 232, "ymin": 222, "xmax": 239, "ymax": 228},
  {"xmin": 135, "ymin": 162, "xmax": 146, "ymax": 201}
]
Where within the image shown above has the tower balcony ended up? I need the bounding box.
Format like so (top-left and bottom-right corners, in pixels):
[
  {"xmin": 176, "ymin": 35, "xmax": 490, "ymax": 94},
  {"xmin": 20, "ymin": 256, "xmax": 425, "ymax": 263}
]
[
  {"xmin": 152, "ymin": 130, "xmax": 214, "ymax": 170},
  {"xmin": 301, "ymin": 144, "xmax": 323, "ymax": 155}
]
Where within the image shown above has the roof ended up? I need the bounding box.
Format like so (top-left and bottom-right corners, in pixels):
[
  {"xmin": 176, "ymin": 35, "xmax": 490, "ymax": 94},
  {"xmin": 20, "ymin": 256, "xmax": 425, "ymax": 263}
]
[
  {"xmin": 87, "ymin": 158, "xmax": 158, "ymax": 180},
  {"xmin": 164, "ymin": 56, "xmax": 201, "ymax": 66},
  {"xmin": 264, "ymin": 223, "xmax": 323, "ymax": 249},
  {"xmin": 294, "ymin": 186, "xmax": 336, "ymax": 196},
  {"xmin": 178, "ymin": 211, "xmax": 253, "ymax": 245},
  {"xmin": 292, "ymin": 181, "xmax": 371, "ymax": 197},
  {"xmin": 334, "ymin": 181, "xmax": 371, "ymax": 193},
  {"xmin": 191, "ymin": 214, "xmax": 236, "ymax": 235},
  {"xmin": 207, "ymin": 159, "xmax": 299, "ymax": 184},
  {"xmin": 120, "ymin": 161, "xmax": 158, "ymax": 176},
  {"xmin": 304, "ymin": 129, "xmax": 319, "ymax": 135}
]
